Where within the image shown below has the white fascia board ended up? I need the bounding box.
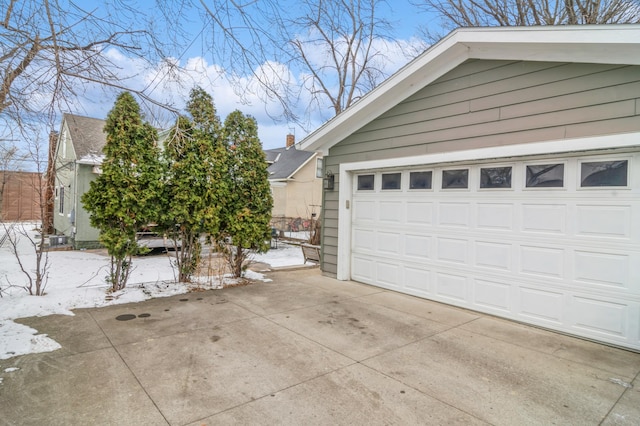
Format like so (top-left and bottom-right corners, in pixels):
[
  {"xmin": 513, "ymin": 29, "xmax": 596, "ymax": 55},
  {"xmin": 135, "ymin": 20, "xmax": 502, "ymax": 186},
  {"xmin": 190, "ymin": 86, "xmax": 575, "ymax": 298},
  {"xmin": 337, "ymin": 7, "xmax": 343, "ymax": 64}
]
[
  {"xmin": 458, "ymin": 24, "xmax": 640, "ymax": 45},
  {"xmin": 299, "ymin": 25, "xmax": 640, "ymax": 154},
  {"xmin": 467, "ymin": 42, "xmax": 640, "ymax": 65}
]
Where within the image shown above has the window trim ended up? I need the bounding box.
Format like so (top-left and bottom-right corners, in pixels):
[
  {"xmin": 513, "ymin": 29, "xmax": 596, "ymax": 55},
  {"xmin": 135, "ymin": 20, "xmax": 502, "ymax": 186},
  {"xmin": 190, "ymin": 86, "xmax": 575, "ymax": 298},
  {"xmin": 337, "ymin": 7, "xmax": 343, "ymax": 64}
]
[
  {"xmin": 523, "ymin": 161, "xmax": 567, "ymax": 191},
  {"xmin": 381, "ymin": 172, "xmax": 402, "ymax": 191},
  {"xmin": 58, "ymin": 185, "xmax": 65, "ymax": 214},
  {"xmin": 356, "ymin": 173, "xmax": 375, "ymax": 191},
  {"xmin": 577, "ymin": 157, "xmax": 630, "ymax": 189},
  {"xmin": 408, "ymin": 170, "xmax": 434, "ymax": 191},
  {"xmin": 479, "ymin": 165, "xmax": 514, "ymax": 190},
  {"xmin": 315, "ymin": 157, "xmax": 323, "ymax": 179},
  {"xmin": 441, "ymin": 168, "xmax": 469, "ymax": 190}
]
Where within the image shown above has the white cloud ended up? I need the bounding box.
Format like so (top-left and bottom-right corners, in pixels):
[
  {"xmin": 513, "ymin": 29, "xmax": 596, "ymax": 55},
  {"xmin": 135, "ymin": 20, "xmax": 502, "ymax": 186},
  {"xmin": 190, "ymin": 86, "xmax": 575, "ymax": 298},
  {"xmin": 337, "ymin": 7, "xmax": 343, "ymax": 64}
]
[{"xmin": 50, "ymin": 34, "xmax": 425, "ymax": 150}]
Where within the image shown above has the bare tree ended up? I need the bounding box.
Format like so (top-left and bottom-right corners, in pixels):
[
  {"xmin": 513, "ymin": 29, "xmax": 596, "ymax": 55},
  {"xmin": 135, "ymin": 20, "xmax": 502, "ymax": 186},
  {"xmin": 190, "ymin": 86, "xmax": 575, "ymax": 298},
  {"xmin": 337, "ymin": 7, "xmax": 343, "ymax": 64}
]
[
  {"xmin": 3, "ymin": 0, "xmax": 404, "ymax": 132},
  {"xmin": 412, "ymin": 0, "xmax": 640, "ymax": 41},
  {"xmin": 0, "ymin": 1, "xmax": 182, "ymax": 294},
  {"xmin": 0, "ymin": 0, "xmax": 179, "ymax": 132},
  {"xmin": 281, "ymin": 0, "xmax": 396, "ymax": 119},
  {"xmin": 2, "ymin": 137, "xmax": 50, "ymax": 296},
  {"xmin": 166, "ymin": 0, "xmax": 400, "ymax": 127}
]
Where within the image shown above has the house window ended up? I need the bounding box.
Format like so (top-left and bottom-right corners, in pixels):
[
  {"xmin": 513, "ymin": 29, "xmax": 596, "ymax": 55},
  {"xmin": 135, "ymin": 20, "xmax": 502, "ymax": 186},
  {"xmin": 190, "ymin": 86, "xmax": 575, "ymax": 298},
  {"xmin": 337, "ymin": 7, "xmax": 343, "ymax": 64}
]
[
  {"xmin": 526, "ymin": 164, "xmax": 564, "ymax": 188},
  {"xmin": 316, "ymin": 158, "xmax": 323, "ymax": 178},
  {"xmin": 58, "ymin": 186, "xmax": 65, "ymax": 214},
  {"xmin": 409, "ymin": 171, "xmax": 432, "ymax": 189},
  {"xmin": 442, "ymin": 169, "xmax": 468, "ymax": 189},
  {"xmin": 357, "ymin": 174, "xmax": 375, "ymax": 190},
  {"xmin": 381, "ymin": 173, "xmax": 401, "ymax": 190},
  {"xmin": 580, "ymin": 160, "xmax": 628, "ymax": 187},
  {"xmin": 480, "ymin": 167, "xmax": 512, "ymax": 189}
]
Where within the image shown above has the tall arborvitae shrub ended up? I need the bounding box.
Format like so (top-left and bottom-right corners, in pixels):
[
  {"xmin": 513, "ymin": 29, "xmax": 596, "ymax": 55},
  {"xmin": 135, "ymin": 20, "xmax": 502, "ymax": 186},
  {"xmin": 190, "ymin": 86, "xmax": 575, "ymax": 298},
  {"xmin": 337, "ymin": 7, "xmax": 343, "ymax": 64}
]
[
  {"xmin": 222, "ymin": 110, "xmax": 273, "ymax": 278},
  {"xmin": 82, "ymin": 92, "xmax": 162, "ymax": 291},
  {"xmin": 160, "ymin": 87, "xmax": 228, "ymax": 282}
]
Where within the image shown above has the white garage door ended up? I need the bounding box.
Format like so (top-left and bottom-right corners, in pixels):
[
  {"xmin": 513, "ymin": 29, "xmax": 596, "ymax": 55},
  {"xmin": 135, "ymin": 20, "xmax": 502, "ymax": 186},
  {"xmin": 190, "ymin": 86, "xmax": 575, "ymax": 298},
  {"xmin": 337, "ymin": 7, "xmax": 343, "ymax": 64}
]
[{"xmin": 351, "ymin": 151, "xmax": 640, "ymax": 351}]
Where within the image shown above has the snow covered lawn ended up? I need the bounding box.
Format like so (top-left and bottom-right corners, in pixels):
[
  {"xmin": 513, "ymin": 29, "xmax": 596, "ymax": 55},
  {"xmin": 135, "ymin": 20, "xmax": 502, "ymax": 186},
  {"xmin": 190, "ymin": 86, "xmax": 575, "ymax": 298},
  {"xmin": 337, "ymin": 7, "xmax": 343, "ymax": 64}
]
[{"xmin": 0, "ymin": 223, "xmax": 306, "ymax": 360}]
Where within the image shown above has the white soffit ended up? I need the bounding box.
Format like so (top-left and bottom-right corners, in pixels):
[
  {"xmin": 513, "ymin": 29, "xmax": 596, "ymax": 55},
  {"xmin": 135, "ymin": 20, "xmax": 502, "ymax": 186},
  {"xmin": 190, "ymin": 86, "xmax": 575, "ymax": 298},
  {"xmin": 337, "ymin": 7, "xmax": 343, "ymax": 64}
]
[{"xmin": 299, "ymin": 25, "xmax": 640, "ymax": 153}]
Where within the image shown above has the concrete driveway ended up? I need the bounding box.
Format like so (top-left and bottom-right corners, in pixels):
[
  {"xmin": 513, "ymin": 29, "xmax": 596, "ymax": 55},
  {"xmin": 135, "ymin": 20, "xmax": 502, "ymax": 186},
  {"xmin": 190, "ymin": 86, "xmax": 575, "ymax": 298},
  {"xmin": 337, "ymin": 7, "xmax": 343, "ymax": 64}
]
[{"xmin": 2, "ymin": 268, "xmax": 639, "ymax": 425}]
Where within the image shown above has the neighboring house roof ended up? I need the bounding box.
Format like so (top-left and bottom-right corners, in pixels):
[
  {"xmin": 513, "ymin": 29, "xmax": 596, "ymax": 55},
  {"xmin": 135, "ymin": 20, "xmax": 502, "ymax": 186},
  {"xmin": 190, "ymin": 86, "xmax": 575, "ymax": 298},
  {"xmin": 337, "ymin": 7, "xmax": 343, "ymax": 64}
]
[
  {"xmin": 299, "ymin": 24, "xmax": 640, "ymax": 153},
  {"xmin": 63, "ymin": 113, "xmax": 107, "ymax": 162},
  {"xmin": 63, "ymin": 114, "xmax": 172, "ymax": 165},
  {"xmin": 264, "ymin": 150, "xmax": 280, "ymax": 163},
  {"xmin": 265, "ymin": 146, "xmax": 317, "ymax": 180}
]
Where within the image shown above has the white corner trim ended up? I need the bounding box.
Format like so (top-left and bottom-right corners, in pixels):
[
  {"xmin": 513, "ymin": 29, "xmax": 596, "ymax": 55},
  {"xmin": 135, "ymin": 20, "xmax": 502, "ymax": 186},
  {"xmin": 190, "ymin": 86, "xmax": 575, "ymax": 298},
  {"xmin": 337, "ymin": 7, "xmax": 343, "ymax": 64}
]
[
  {"xmin": 336, "ymin": 166, "xmax": 354, "ymax": 281},
  {"xmin": 332, "ymin": 131, "xmax": 640, "ymax": 281}
]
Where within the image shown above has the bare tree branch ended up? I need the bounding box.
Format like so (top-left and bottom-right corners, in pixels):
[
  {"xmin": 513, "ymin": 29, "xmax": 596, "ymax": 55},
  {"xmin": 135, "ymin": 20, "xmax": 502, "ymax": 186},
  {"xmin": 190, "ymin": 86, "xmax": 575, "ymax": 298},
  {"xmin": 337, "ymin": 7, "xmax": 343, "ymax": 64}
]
[
  {"xmin": 1, "ymin": 0, "xmax": 180, "ymax": 136},
  {"xmin": 160, "ymin": 0, "xmax": 401, "ymax": 128},
  {"xmin": 413, "ymin": 0, "xmax": 640, "ymax": 42}
]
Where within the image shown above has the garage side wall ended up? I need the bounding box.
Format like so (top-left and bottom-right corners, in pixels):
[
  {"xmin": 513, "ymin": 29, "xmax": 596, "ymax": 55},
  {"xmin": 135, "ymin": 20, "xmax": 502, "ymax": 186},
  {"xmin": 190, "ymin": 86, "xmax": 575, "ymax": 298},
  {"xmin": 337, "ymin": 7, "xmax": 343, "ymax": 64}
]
[{"xmin": 321, "ymin": 59, "xmax": 640, "ymax": 276}]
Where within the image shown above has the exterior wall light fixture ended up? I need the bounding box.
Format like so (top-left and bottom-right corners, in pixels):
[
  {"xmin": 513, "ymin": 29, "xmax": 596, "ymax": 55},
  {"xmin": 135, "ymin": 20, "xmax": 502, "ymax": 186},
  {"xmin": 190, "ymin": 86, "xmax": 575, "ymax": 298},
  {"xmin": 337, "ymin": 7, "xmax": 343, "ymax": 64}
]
[{"xmin": 323, "ymin": 170, "xmax": 335, "ymax": 190}]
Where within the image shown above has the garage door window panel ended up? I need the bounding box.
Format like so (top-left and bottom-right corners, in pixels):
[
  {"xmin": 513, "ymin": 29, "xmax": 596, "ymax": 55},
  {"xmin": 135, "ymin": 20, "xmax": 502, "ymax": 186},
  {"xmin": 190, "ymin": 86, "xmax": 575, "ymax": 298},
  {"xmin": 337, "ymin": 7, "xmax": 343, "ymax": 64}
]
[
  {"xmin": 381, "ymin": 172, "xmax": 402, "ymax": 190},
  {"xmin": 526, "ymin": 164, "xmax": 564, "ymax": 188},
  {"xmin": 480, "ymin": 166, "xmax": 512, "ymax": 189},
  {"xmin": 409, "ymin": 171, "xmax": 433, "ymax": 190},
  {"xmin": 580, "ymin": 160, "xmax": 628, "ymax": 187},
  {"xmin": 357, "ymin": 174, "xmax": 375, "ymax": 191},
  {"xmin": 442, "ymin": 169, "xmax": 469, "ymax": 189}
]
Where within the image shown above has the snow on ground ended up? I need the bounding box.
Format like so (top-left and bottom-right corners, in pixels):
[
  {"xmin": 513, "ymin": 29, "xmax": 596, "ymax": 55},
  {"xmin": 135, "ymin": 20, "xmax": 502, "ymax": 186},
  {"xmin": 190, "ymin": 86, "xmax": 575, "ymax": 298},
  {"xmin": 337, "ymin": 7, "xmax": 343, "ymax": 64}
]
[{"xmin": 0, "ymin": 223, "xmax": 306, "ymax": 360}]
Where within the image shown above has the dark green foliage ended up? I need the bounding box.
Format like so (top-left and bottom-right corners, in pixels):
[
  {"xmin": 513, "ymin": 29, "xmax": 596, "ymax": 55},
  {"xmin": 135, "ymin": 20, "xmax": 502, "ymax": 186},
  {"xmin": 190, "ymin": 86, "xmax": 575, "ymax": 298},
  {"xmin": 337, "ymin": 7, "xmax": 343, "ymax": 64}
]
[
  {"xmin": 159, "ymin": 87, "xmax": 228, "ymax": 282},
  {"xmin": 84, "ymin": 88, "xmax": 273, "ymax": 286},
  {"xmin": 222, "ymin": 110, "xmax": 273, "ymax": 278},
  {"xmin": 82, "ymin": 92, "xmax": 162, "ymax": 291}
]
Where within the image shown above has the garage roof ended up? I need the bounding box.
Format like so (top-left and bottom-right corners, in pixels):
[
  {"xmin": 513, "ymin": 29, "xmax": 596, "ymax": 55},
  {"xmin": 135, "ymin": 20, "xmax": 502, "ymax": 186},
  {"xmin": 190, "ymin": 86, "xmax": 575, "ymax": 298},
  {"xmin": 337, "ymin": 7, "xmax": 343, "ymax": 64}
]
[{"xmin": 298, "ymin": 25, "xmax": 640, "ymax": 154}]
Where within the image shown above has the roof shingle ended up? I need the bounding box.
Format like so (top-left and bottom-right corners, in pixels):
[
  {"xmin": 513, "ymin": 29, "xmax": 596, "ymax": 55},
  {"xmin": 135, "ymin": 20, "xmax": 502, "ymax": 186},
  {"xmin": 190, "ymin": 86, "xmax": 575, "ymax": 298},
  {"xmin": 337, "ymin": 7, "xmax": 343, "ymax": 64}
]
[
  {"xmin": 63, "ymin": 113, "xmax": 107, "ymax": 160},
  {"xmin": 265, "ymin": 146, "xmax": 316, "ymax": 180}
]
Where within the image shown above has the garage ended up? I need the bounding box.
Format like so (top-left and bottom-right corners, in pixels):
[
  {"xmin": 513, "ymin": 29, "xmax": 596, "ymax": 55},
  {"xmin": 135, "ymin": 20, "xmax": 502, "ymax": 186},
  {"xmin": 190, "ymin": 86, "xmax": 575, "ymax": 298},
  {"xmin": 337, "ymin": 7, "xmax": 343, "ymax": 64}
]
[
  {"xmin": 298, "ymin": 25, "xmax": 640, "ymax": 350},
  {"xmin": 348, "ymin": 147, "xmax": 640, "ymax": 350}
]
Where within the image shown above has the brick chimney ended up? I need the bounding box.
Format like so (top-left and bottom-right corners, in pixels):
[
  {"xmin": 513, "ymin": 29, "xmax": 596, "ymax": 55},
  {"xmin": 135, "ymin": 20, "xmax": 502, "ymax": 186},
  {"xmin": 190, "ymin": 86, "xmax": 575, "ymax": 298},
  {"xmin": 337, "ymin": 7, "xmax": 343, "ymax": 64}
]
[{"xmin": 286, "ymin": 134, "xmax": 295, "ymax": 148}]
